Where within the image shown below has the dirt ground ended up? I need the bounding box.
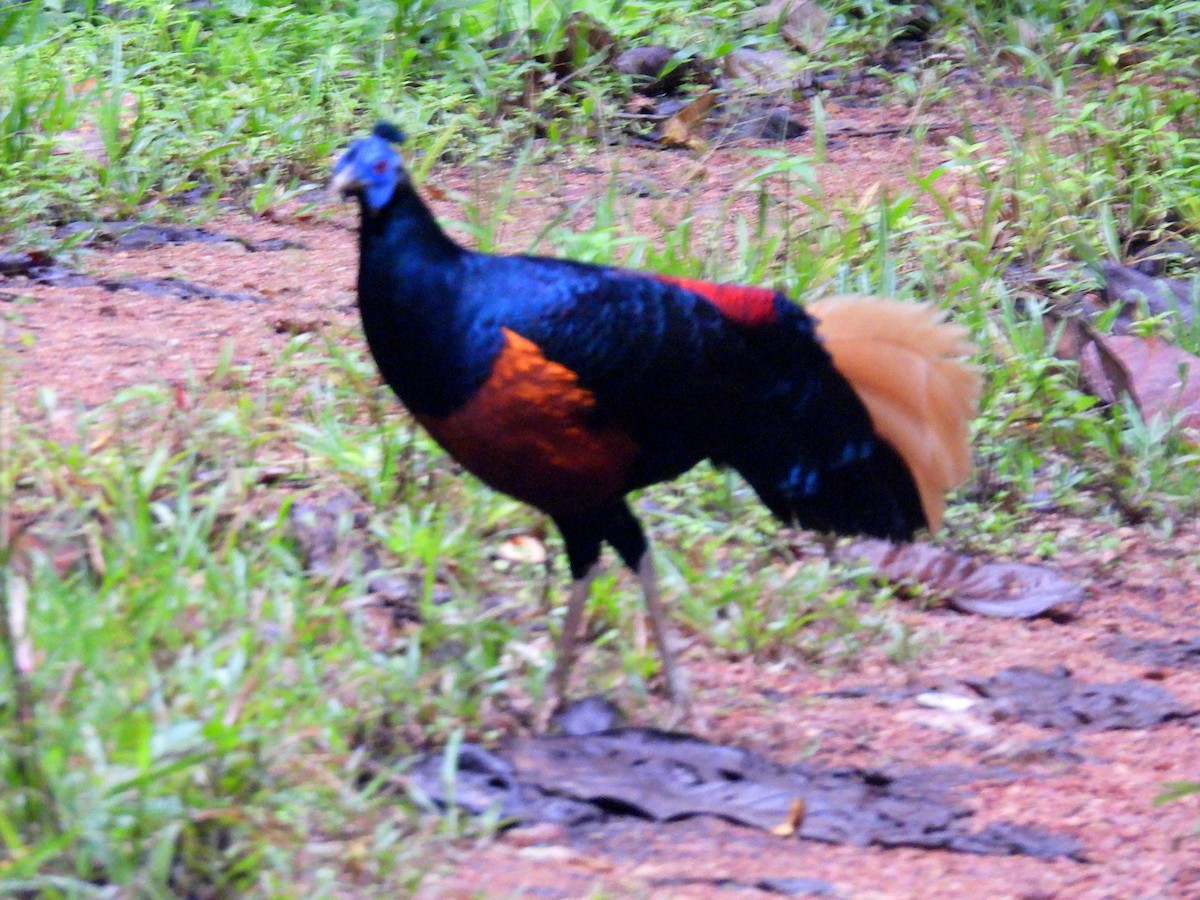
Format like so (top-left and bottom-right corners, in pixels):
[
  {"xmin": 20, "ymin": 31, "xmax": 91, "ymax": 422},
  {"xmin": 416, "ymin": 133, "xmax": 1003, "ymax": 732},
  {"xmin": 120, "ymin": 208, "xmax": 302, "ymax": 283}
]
[{"xmin": 4, "ymin": 92, "xmax": 1200, "ymax": 898}]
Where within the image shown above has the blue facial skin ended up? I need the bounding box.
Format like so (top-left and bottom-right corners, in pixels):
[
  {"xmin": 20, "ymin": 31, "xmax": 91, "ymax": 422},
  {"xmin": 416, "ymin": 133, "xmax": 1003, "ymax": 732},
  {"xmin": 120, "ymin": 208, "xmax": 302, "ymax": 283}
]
[{"xmin": 332, "ymin": 132, "xmax": 406, "ymax": 213}]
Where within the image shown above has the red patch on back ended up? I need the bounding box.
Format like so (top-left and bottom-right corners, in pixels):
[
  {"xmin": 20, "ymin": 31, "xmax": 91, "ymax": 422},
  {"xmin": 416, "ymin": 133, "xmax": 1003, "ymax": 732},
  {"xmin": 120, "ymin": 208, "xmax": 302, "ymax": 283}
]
[
  {"xmin": 415, "ymin": 329, "xmax": 639, "ymax": 519},
  {"xmin": 654, "ymin": 274, "xmax": 779, "ymax": 326}
]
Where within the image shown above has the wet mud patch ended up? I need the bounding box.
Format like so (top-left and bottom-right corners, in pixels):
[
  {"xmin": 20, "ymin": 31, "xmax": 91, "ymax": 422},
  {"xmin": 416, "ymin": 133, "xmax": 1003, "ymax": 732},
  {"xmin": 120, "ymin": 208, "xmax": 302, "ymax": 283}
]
[
  {"xmin": 55, "ymin": 219, "xmax": 307, "ymax": 252},
  {"xmin": 1103, "ymin": 633, "xmax": 1200, "ymax": 669},
  {"xmin": 1, "ymin": 246, "xmax": 268, "ymax": 302},
  {"xmin": 406, "ymin": 724, "xmax": 1084, "ymax": 861},
  {"xmin": 965, "ymin": 665, "xmax": 1195, "ymax": 731}
]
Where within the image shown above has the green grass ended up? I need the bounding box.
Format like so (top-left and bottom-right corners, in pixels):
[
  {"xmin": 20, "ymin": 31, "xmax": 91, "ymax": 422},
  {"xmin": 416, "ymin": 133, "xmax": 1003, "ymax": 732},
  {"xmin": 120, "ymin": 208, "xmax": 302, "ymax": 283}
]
[
  {"xmin": 5, "ymin": 0, "xmax": 1200, "ymax": 892},
  {"xmin": 0, "ymin": 324, "xmax": 925, "ymax": 893}
]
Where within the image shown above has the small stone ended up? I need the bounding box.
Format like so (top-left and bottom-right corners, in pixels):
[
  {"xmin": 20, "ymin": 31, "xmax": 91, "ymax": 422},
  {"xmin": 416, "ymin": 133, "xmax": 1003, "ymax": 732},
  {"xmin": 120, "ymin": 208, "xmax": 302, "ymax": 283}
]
[{"xmin": 504, "ymin": 822, "xmax": 570, "ymax": 848}]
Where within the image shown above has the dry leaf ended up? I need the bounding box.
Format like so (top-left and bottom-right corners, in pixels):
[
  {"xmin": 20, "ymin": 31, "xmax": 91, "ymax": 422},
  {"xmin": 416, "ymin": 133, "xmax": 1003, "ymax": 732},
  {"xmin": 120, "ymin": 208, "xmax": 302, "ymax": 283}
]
[
  {"xmin": 551, "ymin": 11, "xmax": 617, "ymax": 79},
  {"xmin": 770, "ymin": 797, "xmax": 807, "ymax": 837},
  {"xmin": 660, "ymin": 90, "xmax": 717, "ymax": 150},
  {"xmin": 614, "ymin": 46, "xmax": 712, "ymax": 96},
  {"xmin": 1051, "ymin": 313, "xmax": 1134, "ymax": 406},
  {"xmin": 6, "ymin": 513, "xmax": 94, "ymax": 581},
  {"xmin": 839, "ymin": 539, "xmax": 1086, "ymax": 618},
  {"xmin": 1083, "ymin": 335, "xmax": 1200, "ymax": 441},
  {"xmin": 723, "ymin": 48, "xmax": 807, "ymax": 94},
  {"xmin": 1101, "ymin": 262, "xmax": 1197, "ymax": 328},
  {"xmin": 742, "ymin": 0, "xmax": 830, "ymax": 53}
]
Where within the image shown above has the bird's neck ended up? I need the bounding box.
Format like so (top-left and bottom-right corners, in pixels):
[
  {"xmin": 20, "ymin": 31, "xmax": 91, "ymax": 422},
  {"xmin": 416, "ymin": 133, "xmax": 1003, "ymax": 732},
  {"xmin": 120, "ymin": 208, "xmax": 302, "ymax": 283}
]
[
  {"xmin": 359, "ymin": 183, "xmax": 460, "ymax": 266},
  {"xmin": 355, "ymin": 185, "xmax": 486, "ymax": 416}
]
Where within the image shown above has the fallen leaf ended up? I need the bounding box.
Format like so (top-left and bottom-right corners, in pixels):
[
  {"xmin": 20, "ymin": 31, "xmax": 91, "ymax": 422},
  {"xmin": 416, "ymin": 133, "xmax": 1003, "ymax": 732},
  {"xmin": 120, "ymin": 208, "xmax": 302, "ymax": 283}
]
[
  {"xmin": 725, "ymin": 103, "xmax": 807, "ymax": 141},
  {"xmin": 1052, "ymin": 312, "xmax": 1134, "ymax": 406},
  {"xmin": 770, "ymin": 797, "xmax": 806, "ymax": 837},
  {"xmin": 1082, "ymin": 334, "xmax": 1200, "ymax": 440},
  {"xmin": 743, "ymin": 0, "xmax": 831, "ymax": 53},
  {"xmin": 273, "ymin": 317, "xmax": 325, "ymax": 335},
  {"xmin": 614, "ymin": 46, "xmax": 712, "ymax": 96},
  {"xmin": 660, "ymin": 90, "xmax": 717, "ymax": 150},
  {"xmin": 551, "ymin": 11, "xmax": 617, "ymax": 80},
  {"xmin": 838, "ymin": 540, "xmax": 1086, "ymax": 618},
  {"xmin": 1102, "ymin": 262, "xmax": 1197, "ymax": 328},
  {"xmin": 723, "ymin": 48, "xmax": 807, "ymax": 94}
]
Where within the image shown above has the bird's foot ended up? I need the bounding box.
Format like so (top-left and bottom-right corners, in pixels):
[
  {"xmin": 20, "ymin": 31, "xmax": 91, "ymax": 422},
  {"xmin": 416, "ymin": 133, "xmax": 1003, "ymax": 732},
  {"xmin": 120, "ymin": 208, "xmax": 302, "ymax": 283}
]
[
  {"xmin": 658, "ymin": 665, "xmax": 703, "ymax": 732},
  {"xmin": 534, "ymin": 688, "xmax": 567, "ymax": 734},
  {"xmin": 661, "ymin": 696, "xmax": 693, "ymax": 731}
]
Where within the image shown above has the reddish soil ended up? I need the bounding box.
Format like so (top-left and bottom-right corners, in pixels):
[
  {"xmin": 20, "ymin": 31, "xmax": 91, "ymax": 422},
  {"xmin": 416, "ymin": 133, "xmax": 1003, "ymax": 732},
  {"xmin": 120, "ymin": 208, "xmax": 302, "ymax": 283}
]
[{"xmin": 5, "ymin": 91, "xmax": 1200, "ymax": 898}]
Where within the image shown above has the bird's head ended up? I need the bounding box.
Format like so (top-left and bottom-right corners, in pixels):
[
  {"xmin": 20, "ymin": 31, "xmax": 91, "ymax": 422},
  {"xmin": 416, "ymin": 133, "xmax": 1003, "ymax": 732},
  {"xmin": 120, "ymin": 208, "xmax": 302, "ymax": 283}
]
[{"xmin": 331, "ymin": 121, "xmax": 407, "ymax": 214}]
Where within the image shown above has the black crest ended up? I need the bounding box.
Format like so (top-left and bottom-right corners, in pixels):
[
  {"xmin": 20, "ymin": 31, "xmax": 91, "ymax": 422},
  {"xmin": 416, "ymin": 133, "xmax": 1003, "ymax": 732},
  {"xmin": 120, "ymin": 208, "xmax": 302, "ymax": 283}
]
[{"xmin": 373, "ymin": 121, "xmax": 406, "ymax": 144}]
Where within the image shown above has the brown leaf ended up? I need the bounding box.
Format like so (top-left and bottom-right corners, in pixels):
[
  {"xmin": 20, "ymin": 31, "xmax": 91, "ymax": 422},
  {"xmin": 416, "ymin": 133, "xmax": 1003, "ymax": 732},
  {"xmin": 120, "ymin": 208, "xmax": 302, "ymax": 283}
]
[
  {"xmin": 660, "ymin": 90, "xmax": 717, "ymax": 150},
  {"xmin": 0, "ymin": 251, "xmax": 55, "ymax": 277},
  {"xmin": 5, "ymin": 513, "xmax": 94, "ymax": 581},
  {"xmin": 839, "ymin": 540, "xmax": 1085, "ymax": 619},
  {"xmin": 1084, "ymin": 335, "xmax": 1200, "ymax": 440},
  {"xmin": 742, "ymin": 0, "xmax": 830, "ymax": 53},
  {"xmin": 1053, "ymin": 314, "xmax": 1134, "ymax": 406},
  {"xmin": 725, "ymin": 103, "xmax": 807, "ymax": 141},
  {"xmin": 723, "ymin": 48, "xmax": 807, "ymax": 94},
  {"xmin": 615, "ymin": 46, "xmax": 676, "ymax": 78},
  {"xmin": 551, "ymin": 11, "xmax": 617, "ymax": 79},
  {"xmin": 615, "ymin": 46, "xmax": 696, "ymax": 96},
  {"xmin": 770, "ymin": 797, "xmax": 807, "ymax": 837}
]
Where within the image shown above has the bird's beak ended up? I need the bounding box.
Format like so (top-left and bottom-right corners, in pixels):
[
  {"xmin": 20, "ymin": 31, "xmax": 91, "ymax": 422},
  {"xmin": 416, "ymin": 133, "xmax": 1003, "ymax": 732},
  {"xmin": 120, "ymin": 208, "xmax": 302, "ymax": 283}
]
[{"xmin": 329, "ymin": 167, "xmax": 360, "ymax": 200}]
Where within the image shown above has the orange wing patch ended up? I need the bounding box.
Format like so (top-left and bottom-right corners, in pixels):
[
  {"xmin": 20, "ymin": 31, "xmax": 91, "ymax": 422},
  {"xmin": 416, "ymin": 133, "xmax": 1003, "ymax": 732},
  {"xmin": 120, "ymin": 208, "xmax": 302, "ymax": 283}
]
[
  {"xmin": 415, "ymin": 329, "xmax": 639, "ymax": 518},
  {"xmin": 654, "ymin": 274, "xmax": 779, "ymax": 326}
]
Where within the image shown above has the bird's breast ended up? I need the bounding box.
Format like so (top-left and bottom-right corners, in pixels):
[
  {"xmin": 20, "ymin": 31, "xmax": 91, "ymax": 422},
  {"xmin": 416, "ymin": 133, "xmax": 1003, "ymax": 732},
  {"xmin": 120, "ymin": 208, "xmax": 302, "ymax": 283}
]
[{"xmin": 414, "ymin": 328, "xmax": 639, "ymax": 519}]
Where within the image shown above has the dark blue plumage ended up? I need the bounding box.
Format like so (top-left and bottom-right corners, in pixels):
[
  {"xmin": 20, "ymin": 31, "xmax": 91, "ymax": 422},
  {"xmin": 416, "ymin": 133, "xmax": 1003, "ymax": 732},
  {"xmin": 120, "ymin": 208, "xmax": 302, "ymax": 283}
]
[{"xmin": 332, "ymin": 122, "xmax": 976, "ymax": 722}]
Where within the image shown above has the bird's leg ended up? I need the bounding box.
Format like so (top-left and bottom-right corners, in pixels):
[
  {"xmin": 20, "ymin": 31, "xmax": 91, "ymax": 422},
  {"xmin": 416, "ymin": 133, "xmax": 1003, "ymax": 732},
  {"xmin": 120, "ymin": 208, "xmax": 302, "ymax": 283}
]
[
  {"xmin": 539, "ymin": 561, "xmax": 600, "ymax": 730},
  {"xmin": 636, "ymin": 550, "xmax": 691, "ymax": 727}
]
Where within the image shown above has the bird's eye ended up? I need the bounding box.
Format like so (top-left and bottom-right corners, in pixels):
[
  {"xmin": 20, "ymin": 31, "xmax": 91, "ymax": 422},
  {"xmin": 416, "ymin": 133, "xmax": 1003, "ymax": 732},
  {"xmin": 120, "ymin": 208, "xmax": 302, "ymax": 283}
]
[{"xmin": 373, "ymin": 159, "xmax": 388, "ymax": 175}]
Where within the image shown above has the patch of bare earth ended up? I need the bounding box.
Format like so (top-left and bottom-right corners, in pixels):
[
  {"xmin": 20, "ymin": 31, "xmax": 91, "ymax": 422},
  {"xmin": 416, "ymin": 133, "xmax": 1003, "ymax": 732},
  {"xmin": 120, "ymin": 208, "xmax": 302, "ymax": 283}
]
[{"xmin": 4, "ymin": 92, "xmax": 1199, "ymax": 898}]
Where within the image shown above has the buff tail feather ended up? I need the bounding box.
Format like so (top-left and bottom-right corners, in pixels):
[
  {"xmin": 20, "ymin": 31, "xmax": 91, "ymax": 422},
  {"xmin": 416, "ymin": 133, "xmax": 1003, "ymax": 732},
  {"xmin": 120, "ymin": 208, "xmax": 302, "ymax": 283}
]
[{"xmin": 809, "ymin": 295, "xmax": 981, "ymax": 532}]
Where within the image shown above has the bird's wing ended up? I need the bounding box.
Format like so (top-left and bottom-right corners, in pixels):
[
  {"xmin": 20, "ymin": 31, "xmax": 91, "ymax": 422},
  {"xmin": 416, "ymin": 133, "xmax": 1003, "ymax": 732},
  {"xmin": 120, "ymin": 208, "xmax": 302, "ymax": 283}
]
[{"xmin": 476, "ymin": 257, "xmax": 755, "ymax": 486}]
